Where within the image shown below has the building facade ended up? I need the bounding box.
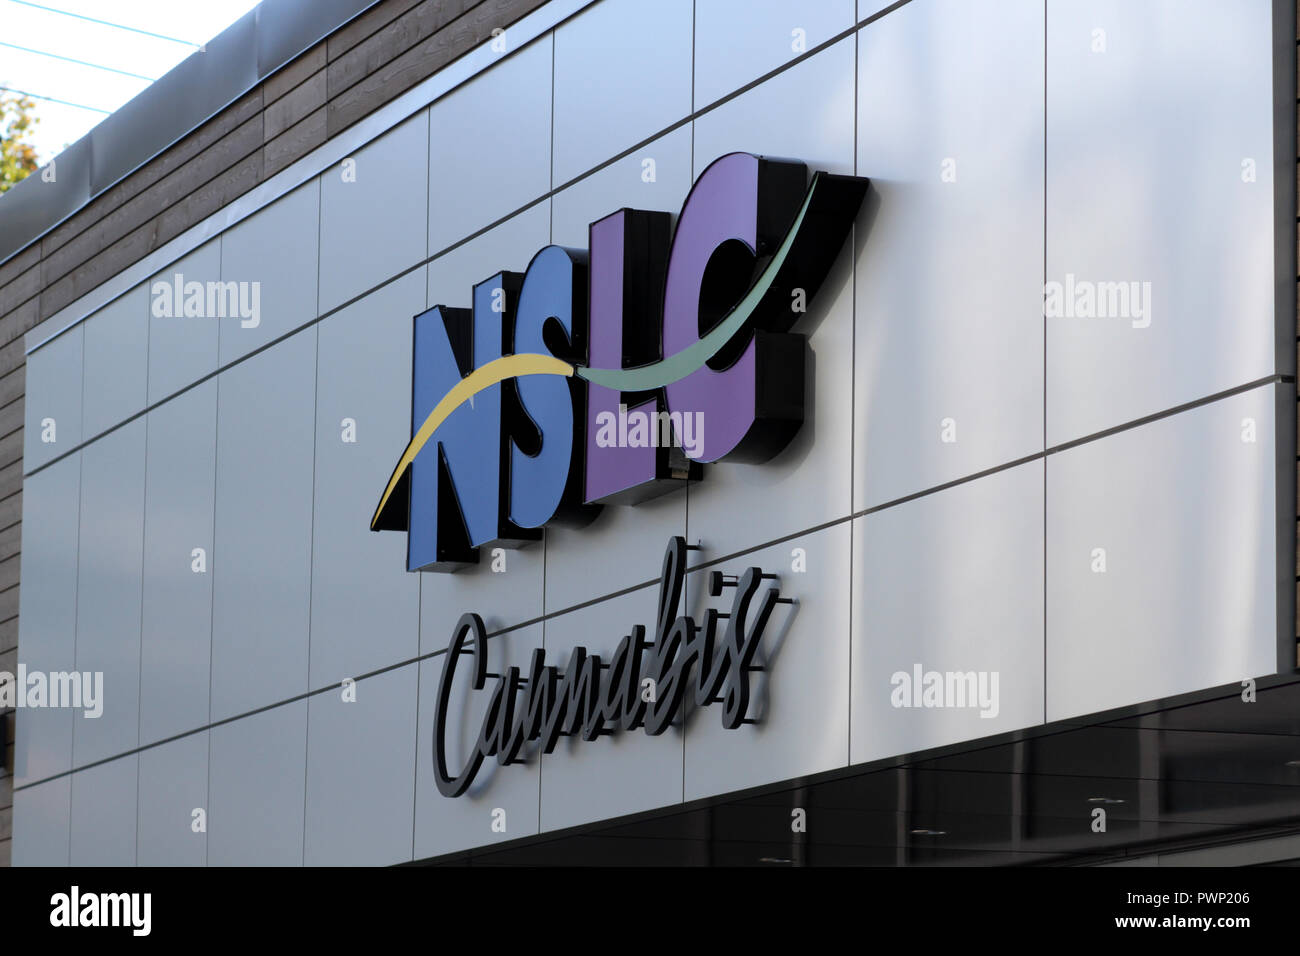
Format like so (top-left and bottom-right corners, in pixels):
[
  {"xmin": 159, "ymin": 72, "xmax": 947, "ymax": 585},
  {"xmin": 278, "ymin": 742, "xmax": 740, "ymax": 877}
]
[{"xmin": 0, "ymin": 0, "xmax": 1297, "ymax": 867}]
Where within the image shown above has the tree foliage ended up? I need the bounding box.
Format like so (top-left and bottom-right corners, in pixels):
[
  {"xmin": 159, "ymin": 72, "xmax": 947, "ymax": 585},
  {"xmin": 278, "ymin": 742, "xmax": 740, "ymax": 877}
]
[{"xmin": 0, "ymin": 91, "xmax": 40, "ymax": 194}]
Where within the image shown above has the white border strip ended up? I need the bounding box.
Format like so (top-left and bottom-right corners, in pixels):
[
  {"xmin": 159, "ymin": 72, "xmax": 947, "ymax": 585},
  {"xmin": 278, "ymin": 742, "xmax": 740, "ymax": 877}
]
[{"xmin": 25, "ymin": 0, "xmax": 597, "ymax": 356}]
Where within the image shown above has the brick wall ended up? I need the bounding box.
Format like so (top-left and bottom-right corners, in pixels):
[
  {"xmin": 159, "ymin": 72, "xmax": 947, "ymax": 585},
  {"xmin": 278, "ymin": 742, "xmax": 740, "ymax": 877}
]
[{"xmin": 0, "ymin": 0, "xmax": 547, "ymax": 868}]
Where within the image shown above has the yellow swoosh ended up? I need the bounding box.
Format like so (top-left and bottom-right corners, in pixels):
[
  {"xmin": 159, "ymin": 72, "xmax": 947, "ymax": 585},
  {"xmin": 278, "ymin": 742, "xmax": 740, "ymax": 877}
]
[{"xmin": 370, "ymin": 352, "xmax": 574, "ymax": 529}]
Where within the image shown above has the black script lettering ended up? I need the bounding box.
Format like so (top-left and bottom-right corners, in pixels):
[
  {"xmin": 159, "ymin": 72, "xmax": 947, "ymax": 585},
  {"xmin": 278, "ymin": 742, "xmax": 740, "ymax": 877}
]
[
  {"xmin": 433, "ymin": 613, "xmax": 491, "ymax": 798},
  {"xmin": 717, "ymin": 567, "xmax": 779, "ymax": 729},
  {"xmin": 431, "ymin": 538, "xmax": 789, "ymax": 797}
]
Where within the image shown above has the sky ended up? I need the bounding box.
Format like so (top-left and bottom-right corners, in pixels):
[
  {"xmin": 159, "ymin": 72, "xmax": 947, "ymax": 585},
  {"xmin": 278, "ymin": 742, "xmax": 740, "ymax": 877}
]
[{"xmin": 0, "ymin": 0, "xmax": 262, "ymax": 163}]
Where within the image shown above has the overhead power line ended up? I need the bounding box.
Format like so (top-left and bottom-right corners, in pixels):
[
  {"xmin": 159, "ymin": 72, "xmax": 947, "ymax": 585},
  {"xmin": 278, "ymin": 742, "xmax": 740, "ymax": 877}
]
[
  {"xmin": 0, "ymin": 40, "xmax": 156, "ymax": 81},
  {"xmin": 0, "ymin": 85, "xmax": 109, "ymax": 114},
  {"xmin": 6, "ymin": 0, "xmax": 203, "ymax": 48}
]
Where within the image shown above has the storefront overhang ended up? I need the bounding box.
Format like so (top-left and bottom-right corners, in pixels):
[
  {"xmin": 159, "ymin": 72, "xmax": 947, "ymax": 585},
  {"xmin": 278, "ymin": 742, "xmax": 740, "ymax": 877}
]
[{"xmin": 413, "ymin": 673, "xmax": 1300, "ymax": 866}]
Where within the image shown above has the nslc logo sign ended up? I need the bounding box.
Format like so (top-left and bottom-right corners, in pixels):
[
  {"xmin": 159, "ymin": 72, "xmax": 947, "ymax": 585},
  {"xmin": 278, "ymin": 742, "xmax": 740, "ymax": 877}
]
[{"xmin": 371, "ymin": 152, "xmax": 868, "ymax": 571}]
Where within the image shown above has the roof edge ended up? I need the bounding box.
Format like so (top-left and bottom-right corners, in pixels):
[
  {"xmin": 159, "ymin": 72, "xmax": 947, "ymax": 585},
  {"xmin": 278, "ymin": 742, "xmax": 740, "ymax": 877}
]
[{"xmin": 0, "ymin": 0, "xmax": 383, "ymax": 268}]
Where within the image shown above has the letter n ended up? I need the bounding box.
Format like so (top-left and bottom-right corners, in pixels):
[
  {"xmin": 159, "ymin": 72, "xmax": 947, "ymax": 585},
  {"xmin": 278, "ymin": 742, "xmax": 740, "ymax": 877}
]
[{"xmin": 403, "ymin": 279, "xmax": 539, "ymax": 571}]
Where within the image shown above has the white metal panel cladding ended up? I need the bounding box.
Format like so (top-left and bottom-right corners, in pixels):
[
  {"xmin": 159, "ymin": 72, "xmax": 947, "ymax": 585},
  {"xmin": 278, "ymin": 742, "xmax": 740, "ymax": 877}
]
[
  {"xmin": 139, "ymin": 383, "xmax": 218, "ymax": 746},
  {"xmin": 206, "ymin": 700, "xmax": 307, "ymax": 866},
  {"xmin": 146, "ymin": 241, "xmax": 222, "ymax": 406},
  {"xmin": 318, "ymin": 113, "xmax": 430, "ymax": 314},
  {"xmin": 136, "ymin": 732, "xmax": 209, "ymax": 867},
  {"xmin": 310, "ymin": 272, "xmax": 424, "ymax": 686},
  {"xmin": 542, "ymin": 469, "xmax": 687, "ymax": 613},
  {"xmin": 305, "ymin": 666, "xmax": 419, "ymax": 866},
  {"xmin": 80, "ymin": 284, "xmax": 149, "ymax": 440},
  {"xmin": 69, "ymin": 754, "xmax": 137, "ymax": 866},
  {"xmin": 851, "ymin": 461, "xmax": 1046, "ymax": 766},
  {"xmin": 550, "ymin": 126, "xmax": 693, "ymax": 249},
  {"xmin": 551, "ymin": 0, "xmax": 694, "ymax": 186},
  {"xmin": 9, "ymin": 0, "xmax": 1289, "ymax": 865},
  {"xmin": 692, "ymin": 0, "xmax": 856, "ymax": 110},
  {"xmin": 71, "ymin": 420, "xmax": 146, "ymax": 768},
  {"xmin": 22, "ymin": 323, "xmax": 82, "ymax": 472},
  {"xmin": 11, "ymin": 455, "xmax": 81, "ymax": 788},
  {"xmin": 427, "ymin": 34, "xmax": 554, "ymax": 257},
  {"xmin": 854, "ymin": 0, "xmax": 1045, "ymax": 511},
  {"xmin": 209, "ymin": 332, "xmax": 317, "ymax": 720},
  {"xmin": 1046, "ymin": 0, "xmax": 1277, "ymax": 444},
  {"xmin": 218, "ymin": 180, "xmax": 322, "ymax": 365},
  {"xmin": 10, "ymin": 776, "xmax": 70, "ymax": 867},
  {"xmin": 1046, "ymin": 385, "xmax": 1280, "ymax": 721}
]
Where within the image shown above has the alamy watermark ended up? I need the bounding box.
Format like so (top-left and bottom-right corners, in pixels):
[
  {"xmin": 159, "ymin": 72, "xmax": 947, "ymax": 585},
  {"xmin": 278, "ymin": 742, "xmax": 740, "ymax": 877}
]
[
  {"xmin": 151, "ymin": 273, "xmax": 261, "ymax": 327},
  {"xmin": 594, "ymin": 404, "xmax": 705, "ymax": 459},
  {"xmin": 50, "ymin": 887, "xmax": 150, "ymax": 936},
  {"xmin": 1044, "ymin": 273, "xmax": 1151, "ymax": 328},
  {"xmin": 890, "ymin": 664, "xmax": 999, "ymax": 718},
  {"xmin": 0, "ymin": 666, "xmax": 103, "ymax": 718}
]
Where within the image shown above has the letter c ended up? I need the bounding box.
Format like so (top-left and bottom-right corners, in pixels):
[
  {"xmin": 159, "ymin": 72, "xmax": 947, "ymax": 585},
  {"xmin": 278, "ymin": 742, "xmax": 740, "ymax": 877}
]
[{"xmin": 433, "ymin": 612, "xmax": 491, "ymax": 797}]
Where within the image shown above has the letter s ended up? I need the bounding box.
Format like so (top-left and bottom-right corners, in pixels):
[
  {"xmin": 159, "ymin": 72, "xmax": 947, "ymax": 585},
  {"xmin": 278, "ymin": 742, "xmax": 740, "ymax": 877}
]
[{"xmin": 508, "ymin": 245, "xmax": 597, "ymax": 529}]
